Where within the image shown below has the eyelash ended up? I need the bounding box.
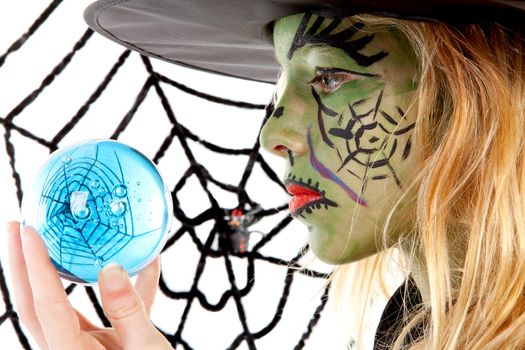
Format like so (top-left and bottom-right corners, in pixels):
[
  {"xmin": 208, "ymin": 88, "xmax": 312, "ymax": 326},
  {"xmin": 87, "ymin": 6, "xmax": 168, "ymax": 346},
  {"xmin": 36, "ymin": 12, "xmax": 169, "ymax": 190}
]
[{"xmin": 310, "ymin": 70, "xmax": 356, "ymax": 94}]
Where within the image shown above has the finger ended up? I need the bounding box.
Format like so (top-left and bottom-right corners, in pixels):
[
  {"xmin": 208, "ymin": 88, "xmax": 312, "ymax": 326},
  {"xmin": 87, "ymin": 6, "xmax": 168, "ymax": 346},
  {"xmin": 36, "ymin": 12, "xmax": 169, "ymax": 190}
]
[
  {"xmin": 20, "ymin": 225, "xmax": 82, "ymax": 350},
  {"xmin": 74, "ymin": 309, "xmax": 98, "ymax": 332},
  {"xmin": 134, "ymin": 256, "xmax": 161, "ymax": 316},
  {"xmin": 89, "ymin": 329, "xmax": 123, "ymax": 349},
  {"xmin": 6, "ymin": 221, "xmax": 49, "ymax": 350},
  {"xmin": 98, "ymin": 262, "xmax": 171, "ymax": 350}
]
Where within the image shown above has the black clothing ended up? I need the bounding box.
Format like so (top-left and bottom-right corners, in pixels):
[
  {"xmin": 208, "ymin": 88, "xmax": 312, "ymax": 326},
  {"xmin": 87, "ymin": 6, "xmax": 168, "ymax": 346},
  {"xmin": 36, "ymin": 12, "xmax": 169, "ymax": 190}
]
[{"xmin": 373, "ymin": 277, "xmax": 425, "ymax": 349}]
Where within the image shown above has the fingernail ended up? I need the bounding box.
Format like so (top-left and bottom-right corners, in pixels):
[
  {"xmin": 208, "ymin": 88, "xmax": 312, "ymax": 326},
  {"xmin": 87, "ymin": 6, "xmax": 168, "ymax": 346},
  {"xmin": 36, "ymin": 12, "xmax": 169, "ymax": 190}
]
[{"xmin": 101, "ymin": 262, "xmax": 127, "ymax": 290}]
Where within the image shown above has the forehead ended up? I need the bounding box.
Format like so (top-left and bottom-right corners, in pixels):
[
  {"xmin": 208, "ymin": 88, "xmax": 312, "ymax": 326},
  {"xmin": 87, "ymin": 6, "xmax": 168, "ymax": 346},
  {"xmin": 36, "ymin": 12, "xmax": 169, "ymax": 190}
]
[{"xmin": 272, "ymin": 13, "xmax": 412, "ymax": 70}]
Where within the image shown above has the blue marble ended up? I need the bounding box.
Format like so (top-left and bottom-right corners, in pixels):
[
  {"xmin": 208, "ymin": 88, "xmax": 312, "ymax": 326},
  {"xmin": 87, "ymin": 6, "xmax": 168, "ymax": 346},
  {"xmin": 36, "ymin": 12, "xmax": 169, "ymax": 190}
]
[{"xmin": 21, "ymin": 140, "xmax": 172, "ymax": 284}]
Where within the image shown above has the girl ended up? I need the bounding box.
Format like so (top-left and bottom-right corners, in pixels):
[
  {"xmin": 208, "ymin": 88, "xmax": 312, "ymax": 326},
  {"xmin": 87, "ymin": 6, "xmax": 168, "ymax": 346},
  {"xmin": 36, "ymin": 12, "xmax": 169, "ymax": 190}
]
[{"xmin": 9, "ymin": 1, "xmax": 525, "ymax": 348}]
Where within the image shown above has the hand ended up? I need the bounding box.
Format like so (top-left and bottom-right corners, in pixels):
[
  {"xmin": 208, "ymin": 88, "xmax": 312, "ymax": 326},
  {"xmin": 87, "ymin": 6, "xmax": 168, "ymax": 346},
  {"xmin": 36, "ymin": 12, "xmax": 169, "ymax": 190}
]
[{"xmin": 6, "ymin": 221, "xmax": 174, "ymax": 350}]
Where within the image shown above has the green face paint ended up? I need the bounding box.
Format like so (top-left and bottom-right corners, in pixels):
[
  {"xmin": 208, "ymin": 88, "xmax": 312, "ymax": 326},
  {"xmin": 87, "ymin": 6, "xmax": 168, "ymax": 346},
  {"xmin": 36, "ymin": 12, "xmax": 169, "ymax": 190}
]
[{"xmin": 260, "ymin": 13, "xmax": 419, "ymax": 264}]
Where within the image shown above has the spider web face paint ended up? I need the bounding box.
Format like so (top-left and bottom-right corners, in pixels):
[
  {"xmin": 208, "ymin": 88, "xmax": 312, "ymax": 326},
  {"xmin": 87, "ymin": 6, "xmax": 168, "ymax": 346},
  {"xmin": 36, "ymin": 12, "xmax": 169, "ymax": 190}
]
[
  {"xmin": 323, "ymin": 89, "xmax": 415, "ymax": 192},
  {"xmin": 261, "ymin": 13, "xmax": 419, "ymax": 264},
  {"xmin": 21, "ymin": 140, "xmax": 172, "ymax": 284}
]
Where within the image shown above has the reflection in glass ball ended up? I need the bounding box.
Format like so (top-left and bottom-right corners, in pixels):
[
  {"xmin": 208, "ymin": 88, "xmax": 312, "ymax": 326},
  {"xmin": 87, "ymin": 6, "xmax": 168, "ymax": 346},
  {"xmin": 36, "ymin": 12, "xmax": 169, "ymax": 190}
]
[{"xmin": 21, "ymin": 140, "xmax": 172, "ymax": 284}]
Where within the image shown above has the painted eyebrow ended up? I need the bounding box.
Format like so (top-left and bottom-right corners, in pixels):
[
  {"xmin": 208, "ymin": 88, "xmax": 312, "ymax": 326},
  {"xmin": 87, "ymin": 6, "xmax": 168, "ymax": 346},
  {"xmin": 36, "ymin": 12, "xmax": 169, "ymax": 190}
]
[
  {"xmin": 314, "ymin": 66, "xmax": 381, "ymax": 79},
  {"xmin": 287, "ymin": 13, "xmax": 388, "ymax": 67}
]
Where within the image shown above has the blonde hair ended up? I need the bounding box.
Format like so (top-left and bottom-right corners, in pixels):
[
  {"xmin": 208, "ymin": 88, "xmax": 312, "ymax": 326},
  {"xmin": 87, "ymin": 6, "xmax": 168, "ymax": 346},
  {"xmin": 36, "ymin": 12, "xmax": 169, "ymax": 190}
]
[{"xmin": 331, "ymin": 15, "xmax": 525, "ymax": 350}]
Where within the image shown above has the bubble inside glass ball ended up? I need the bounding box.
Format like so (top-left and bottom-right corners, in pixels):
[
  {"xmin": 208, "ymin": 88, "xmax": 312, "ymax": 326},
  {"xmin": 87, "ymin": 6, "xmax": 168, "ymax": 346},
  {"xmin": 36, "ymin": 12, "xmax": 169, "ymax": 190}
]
[{"xmin": 21, "ymin": 140, "xmax": 172, "ymax": 284}]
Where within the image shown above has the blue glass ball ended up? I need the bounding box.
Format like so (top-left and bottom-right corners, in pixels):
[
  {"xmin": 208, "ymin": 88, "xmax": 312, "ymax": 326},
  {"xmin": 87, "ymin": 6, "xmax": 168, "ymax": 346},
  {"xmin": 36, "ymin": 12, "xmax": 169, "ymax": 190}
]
[{"xmin": 21, "ymin": 140, "xmax": 172, "ymax": 284}]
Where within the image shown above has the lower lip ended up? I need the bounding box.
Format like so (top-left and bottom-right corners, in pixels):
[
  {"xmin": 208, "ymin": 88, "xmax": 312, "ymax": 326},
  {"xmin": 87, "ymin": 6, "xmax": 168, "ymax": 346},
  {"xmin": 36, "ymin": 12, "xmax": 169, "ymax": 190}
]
[{"xmin": 289, "ymin": 194, "xmax": 321, "ymax": 214}]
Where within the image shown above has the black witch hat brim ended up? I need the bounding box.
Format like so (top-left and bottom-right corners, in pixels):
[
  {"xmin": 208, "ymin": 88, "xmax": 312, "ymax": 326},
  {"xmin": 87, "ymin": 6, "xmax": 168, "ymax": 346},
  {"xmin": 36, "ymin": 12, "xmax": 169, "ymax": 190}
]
[{"xmin": 84, "ymin": 0, "xmax": 525, "ymax": 84}]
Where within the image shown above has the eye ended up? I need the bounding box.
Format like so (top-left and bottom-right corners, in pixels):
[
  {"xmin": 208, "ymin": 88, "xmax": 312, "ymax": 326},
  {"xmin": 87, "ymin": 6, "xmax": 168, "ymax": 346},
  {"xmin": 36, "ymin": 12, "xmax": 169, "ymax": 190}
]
[{"xmin": 310, "ymin": 69, "xmax": 356, "ymax": 94}]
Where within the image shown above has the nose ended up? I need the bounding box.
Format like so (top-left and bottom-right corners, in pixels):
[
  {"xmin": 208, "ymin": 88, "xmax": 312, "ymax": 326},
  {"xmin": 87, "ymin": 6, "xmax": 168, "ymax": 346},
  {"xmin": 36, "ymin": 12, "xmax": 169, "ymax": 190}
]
[
  {"xmin": 259, "ymin": 101, "xmax": 308, "ymax": 159},
  {"xmin": 260, "ymin": 72, "xmax": 310, "ymax": 158}
]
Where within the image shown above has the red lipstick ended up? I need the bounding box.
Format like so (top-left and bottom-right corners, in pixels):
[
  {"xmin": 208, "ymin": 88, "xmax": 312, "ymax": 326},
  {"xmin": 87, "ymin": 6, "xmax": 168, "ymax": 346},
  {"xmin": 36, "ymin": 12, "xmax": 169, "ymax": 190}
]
[
  {"xmin": 286, "ymin": 183, "xmax": 322, "ymax": 214},
  {"xmin": 285, "ymin": 177, "xmax": 338, "ymax": 216}
]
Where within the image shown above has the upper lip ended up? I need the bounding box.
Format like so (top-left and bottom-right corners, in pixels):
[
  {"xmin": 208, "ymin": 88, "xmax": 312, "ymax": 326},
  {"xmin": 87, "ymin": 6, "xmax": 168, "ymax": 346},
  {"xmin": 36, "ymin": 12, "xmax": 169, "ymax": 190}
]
[
  {"xmin": 285, "ymin": 183, "xmax": 321, "ymax": 197},
  {"xmin": 284, "ymin": 176, "xmax": 324, "ymax": 197}
]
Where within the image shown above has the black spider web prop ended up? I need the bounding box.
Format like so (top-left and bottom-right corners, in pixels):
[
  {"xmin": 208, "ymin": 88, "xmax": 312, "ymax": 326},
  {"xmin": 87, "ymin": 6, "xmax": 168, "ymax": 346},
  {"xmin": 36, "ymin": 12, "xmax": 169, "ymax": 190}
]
[{"xmin": 0, "ymin": 1, "xmax": 332, "ymax": 349}]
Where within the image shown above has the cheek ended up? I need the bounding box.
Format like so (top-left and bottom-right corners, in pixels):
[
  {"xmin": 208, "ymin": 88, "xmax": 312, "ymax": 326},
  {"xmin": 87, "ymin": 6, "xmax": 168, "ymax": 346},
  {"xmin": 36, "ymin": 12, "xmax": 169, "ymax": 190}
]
[
  {"xmin": 308, "ymin": 190, "xmax": 412, "ymax": 264},
  {"xmin": 305, "ymin": 136, "xmax": 417, "ymax": 264},
  {"xmin": 324, "ymin": 92, "xmax": 416, "ymax": 187},
  {"xmin": 298, "ymin": 87, "xmax": 418, "ymax": 263}
]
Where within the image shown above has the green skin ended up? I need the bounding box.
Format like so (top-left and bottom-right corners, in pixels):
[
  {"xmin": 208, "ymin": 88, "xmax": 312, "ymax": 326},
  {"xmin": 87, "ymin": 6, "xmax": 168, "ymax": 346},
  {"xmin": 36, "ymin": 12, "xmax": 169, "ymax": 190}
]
[{"xmin": 260, "ymin": 13, "xmax": 419, "ymax": 264}]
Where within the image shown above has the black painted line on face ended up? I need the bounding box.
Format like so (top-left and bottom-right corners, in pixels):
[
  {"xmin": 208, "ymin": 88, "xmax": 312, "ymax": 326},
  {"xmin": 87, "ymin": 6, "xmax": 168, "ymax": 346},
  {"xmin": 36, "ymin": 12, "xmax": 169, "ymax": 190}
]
[
  {"xmin": 348, "ymin": 34, "xmax": 375, "ymax": 51},
  {"xmin": 337, "ymin": 149, "xmax": 360, "ymax": 172},
  {"xmin": 356, "ymin": 108, "xmax": 374, "ymax": 123},
  {"xmin": 287, "ymin": 150, "xmax": 295, "ymax": 166},
  {"xmin": 346, "ymin": 169, "xmax": 362, "ymax": 180},
  {"xmin": 352, "ymin": 98, "xmax": 369, "ymax": 108},
  {"xmin": 319, "ymin": 17, "xmax": 342, "ymax": 36},
  {"xmin": 373, "ymin": 90, "xmax": 384, "ymax": 121},
  {"xmin": 402, "ymin": 137, "xmax": 412, "ymax": 161},
  {"xmin": 365, "ymin": 142, "xmax": 403, "ymax": 189},
  {"xmin": 336, "ymin": 147, "xmax": 343, "ymax": 163},
  {"xmin": 345, "ymin": 138, "xmax": 352, "ymax": 160},
  {"xmin": 368, "ymin": 158, "xmax": 389, "ymax": 169},
  {"xmin": 381, "ymin": 111, "xmax": 399, "ymax": 126},
  {"xmin": 394, "ymin": 123, "xmax": 416, "ymax": 136},
  {"xmin": 307, "ymin": 15, "xmax": 325, "ymax": 36},
  {"xmin": 330, "ymin": 21, "xmax": 364, "ymax": 40},
  {"xmin": 337, "ymin": 113, "xmax": 344, "ymax": 126},
  {"xmin": 347, "ymin": 103, "xmax": 375, "ymax": 129},
  {"xmin": 378, "ymin": 122, "xmax": 393, "ymax": 134},
  {"xmin": 311, "ymin": 86, "xmax": 335, "ymax": 148},
  {"xmin": 353, "ymin": 156, "xmax": 368, "ymax": 167},
  {"xmin": 288, "ymin": 13, "xmax": 312, "ymax": 60},
  {"xmin": 389, "ymin": 139, "xmax": 398, "ymax": 158},
  {"xmin": 360, "ymin": 154, "xmax": 372, "ymax": 193},
  {"xmin": 315, "ymin": 67, "xmax": 381, "ymax": 79},
  {"xmin": 288, "ymin": 13, "xmax": 389, "ymax": 67},
  {"xmin": 380, "ymin": 149, "xmax": 403, "ymax": 188},
  {"xmin": 313, "ymin": 90, "xmax": 338, "ymax": 117},
  {"xmin": 273, "ymin": 106, "xmax": 285, "ymax": 118},
  {"xmin": 379, "ymin": 105, "xmax": 408, "ymax": 132}
]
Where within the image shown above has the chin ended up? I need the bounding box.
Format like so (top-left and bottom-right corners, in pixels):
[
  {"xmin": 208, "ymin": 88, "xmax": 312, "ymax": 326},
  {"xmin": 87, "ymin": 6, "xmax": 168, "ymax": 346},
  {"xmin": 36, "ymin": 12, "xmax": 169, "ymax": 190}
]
[
  {"xmin": 312, "ymin": 250, "xmax": 346, "ymax": 265},
  {"xmin": 308, "ymin": 228, "xmax": 379, "ymax": 265},
  {"xmin": 315, "ymin": 249, "xmax": 379, "ymax": 265}
]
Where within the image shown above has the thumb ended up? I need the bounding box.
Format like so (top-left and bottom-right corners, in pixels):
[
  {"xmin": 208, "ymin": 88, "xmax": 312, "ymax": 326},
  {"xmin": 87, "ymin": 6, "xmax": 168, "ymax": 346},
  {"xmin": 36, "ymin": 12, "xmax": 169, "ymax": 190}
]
[{"xmin": 98, "ymin": 262, "xmax": 171, "ymax": 349}]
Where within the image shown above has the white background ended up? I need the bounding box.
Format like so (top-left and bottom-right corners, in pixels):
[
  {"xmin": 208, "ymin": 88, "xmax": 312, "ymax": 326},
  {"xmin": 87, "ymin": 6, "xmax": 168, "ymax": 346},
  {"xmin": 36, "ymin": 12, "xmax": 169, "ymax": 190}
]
[{"xmin": 0, "ymin": 1, "xmax": 391, "ymax": 349}]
